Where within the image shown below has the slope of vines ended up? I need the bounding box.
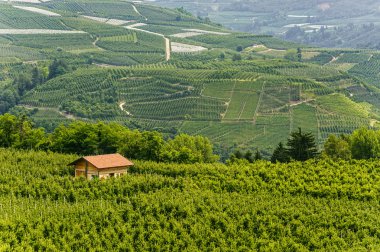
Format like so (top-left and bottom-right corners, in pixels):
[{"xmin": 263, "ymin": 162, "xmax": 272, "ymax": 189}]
[{"xmin": 0, "ymin": 148, "xmax": 380, "ymax": 251}]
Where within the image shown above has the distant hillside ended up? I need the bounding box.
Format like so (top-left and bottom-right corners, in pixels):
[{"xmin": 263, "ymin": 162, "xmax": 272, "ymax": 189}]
[
  {"xmin": 1, "ymin": 0, "xmax": 380, "ymax": 156},
  {"xmin": 152, "ymin": 0, "xmax": 380, "ymax": 49}
]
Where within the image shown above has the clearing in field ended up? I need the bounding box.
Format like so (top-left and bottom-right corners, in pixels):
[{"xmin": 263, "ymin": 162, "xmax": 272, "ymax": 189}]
[
  {"xmin": 13, "ymin": 6, "xmax": 60, "ymax": 16},
  {"xmin": 82, "ymin": 16, "xmax": 134, "ymax": 26},
  {"xmin": 126, "ymin": 23, "xmax": 147, "ymax": 29},
  {"xmin": 171, "ymin": 29, "xmax": 230, "ymax": 38},
  {"xmin": 171, "ymin": 42, "xmax": 207, "ymax": 53},
  {"xmin": 171, "ymin": 32, "xmax": 203, "ymax": 38},
  {"xmin": 183, "ymin": 29, "xmax": 230, "ymax": 35}
]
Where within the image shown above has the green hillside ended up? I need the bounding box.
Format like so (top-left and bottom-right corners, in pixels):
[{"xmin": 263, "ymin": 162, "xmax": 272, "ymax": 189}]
[
  {"xmin": 1, "ymin": 148, "xmax": 380, "ymax": 250},
  {"xmin": 153, "ymin": 0, "xmax": 380, "ymax": 49},
  {"xmin": 1, "ymin": 0, "xmax": 380, "ymax": 156}
]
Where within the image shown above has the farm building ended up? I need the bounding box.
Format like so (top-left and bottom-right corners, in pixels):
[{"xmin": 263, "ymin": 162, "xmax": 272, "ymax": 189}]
[{"xmin": 69, "ymin": 153, "xmax": 133, "ymax": 180}]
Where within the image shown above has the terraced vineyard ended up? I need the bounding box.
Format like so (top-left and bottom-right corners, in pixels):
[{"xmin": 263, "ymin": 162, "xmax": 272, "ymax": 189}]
[
  {"xmin": 20, "ymin": 57, "xmax": 377, "ymax": 154},
  {"xmin": 1, "ymin": 0, "xmax": 380, "ymax": 156}
]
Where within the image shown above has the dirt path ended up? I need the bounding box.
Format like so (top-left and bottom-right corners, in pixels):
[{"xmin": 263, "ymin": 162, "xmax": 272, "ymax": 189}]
[
  {"xmin": 237, "ymin": 101, "xmax": 247, "ymax": 121},
  {"xmin": 92, "ymin": 36, "xmax": 104, "ymax": 51},
  {"xmin": 289, "ymin": 99, "xmax": 315, "ymax": 107},
  {"xmin": 260, "ymin": 49, "xmax": 273, "ymax": 53},
  {"xmin": 164, "ymin": 37, "xmax": 170, "ymax": 61},
  {"xmin": 132, "ymin": 4, "xmax": 148, "ymax": 21},
  {"xmin": 119, "ymin": 102, "xmax": 132, "ymax": 116},
  {"xmin": 221, "ymin": 79, "xmax": 237, "ymax": 119},
  {"xmin": 326, "ymin": 53, "xmax": 343, "ymax": 65},
  {"xmin": 252, "ymin": 81, "xmax": 266, "ymax": 125},
  {"xmin": 125, "ymin": 24, "xmax": 171, "ymax": 61}
]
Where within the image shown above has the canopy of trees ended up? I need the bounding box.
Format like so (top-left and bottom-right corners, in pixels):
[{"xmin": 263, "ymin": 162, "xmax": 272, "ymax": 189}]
[
  {"xmin": 270, "ymin": 128, "xmax": 318, "ymax": 163},
  {"xmin": 324, "ymin": 128, "xmax": 380, "ymax": 160},
  {"xmin": 0, "ymin": 114, "xmax": 219, "ymax": 164}
]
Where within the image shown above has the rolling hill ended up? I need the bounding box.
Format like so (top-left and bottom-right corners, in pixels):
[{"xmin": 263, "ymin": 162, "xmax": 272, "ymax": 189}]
[
  {"xmin": 152, "ymin": 0, "xmax": 380, "ymax": 49},
  {"xmin": 1, "ymin": 0, "xmax": 380, "ymax": 157}
]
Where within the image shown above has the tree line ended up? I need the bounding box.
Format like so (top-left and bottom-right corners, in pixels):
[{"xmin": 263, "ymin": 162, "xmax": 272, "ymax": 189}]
[
  {"xmin": 1, "ymin": 113, "xmax": 379, "ymax": 164},
  {"xmin": 0, "ymin": 113, "xmax": 218, "ymax": 164},
  {"xmin": 232, "ymin": 127, "xmax": 380, "ymax": 163},
  {"xmin": 0, "ymin": 59, "xmax": 70, "ymax": 115}
]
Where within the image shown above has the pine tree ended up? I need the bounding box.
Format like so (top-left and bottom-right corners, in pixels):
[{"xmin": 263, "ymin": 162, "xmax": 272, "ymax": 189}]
[
  {"xmin": 271, "ymin": 142, "xmax": 290, "ymax": 163},
  {"xmin": 254, "ymin": 150, "xmax": 262, "ymax": 161},
  {"xmin": 244, "ymin": 150, "xmax": 254, "ymax": 163},
  {"xmin": 287, "ymin": 128, "xmax": 318, "ymax": 161}
]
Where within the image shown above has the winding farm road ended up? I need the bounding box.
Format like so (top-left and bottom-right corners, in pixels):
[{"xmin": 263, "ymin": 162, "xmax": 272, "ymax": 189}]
[
  {"xmin": 128, "ymin": 4, "xmax": 170, "ymax": 61},
  {"xmin": 132, "ymin": 4, "xmax": 148, "ymax": 21},
  {"xmin": 125, "ymin": 24, "xmax": 171, "ymax": 61}
]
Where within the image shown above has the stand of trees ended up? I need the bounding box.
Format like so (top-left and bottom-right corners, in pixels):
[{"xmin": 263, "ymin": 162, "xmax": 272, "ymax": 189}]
[
  {"xmin": 324, "ymin": 128, "xmax": 380, "ymax": 160},
  {"xmin": 270, "ymin": 128, "xmax": 318, "ymax": 162},
  {"xmin": 1, "ymin": 113, "xmax": 380, "ymax": 164},
  {"xmin": 0, "ymin": 59, "xmax": 70, "ymax": 115},
  {"xmin": 270, "ymin": 127, "xmax": 380, "ymax": 163},
  {"xmin": 0, "ymin": 114, "xmax": 218, "ymax": 164}
]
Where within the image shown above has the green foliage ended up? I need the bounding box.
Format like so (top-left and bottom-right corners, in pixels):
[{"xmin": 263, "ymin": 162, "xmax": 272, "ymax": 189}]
[
  {"xmin": 0, "ymin": 114, "xmax": 219, "ymax": 163},
  {"xmin": 232, "ymin": 53, "xmax": 242, "ymax": 61},
  {"xmin": 271, "ymin": 142, "xmax": 290, "ymax": 163},
  {"xmin": 51, "ymin": 121, "xmax": 120, "ymax": 155},
  {"xmin": 323, "ymin": 128, "xmax": 380, "ymax": 160},
  {"xmin": 1, "ymin": 149, "xmax": 380, "ymax": 250},
  {"xmin": 118, "ymin": 130, "xmax": 165, "ymax": 162},
  {"xmin": 284, "ymin": 49, "xmax": 298, "ymax": 61},
  {"xmin": 13, "ymin": 74, "xmax": 33, "ymax": 96},
  {"xmin": 1, "ymin": 0, "xmax": 380, "ymax": 156},
  {"xmin": 0, "ymin": 114, "xmax": 48, "ymax": 149},
  {"xmin": 0, "ymin": 90, "xmax": 19, "ymax": 114},
  {"xmin": 287, "ymin": 128, "xmax": 318, "ymax": 161},
  {"xmin": 0, "ymin": 5, "xmax": 69, "ymax": 30},
  {"xmin": 160, "ymin": 134, "xmax": 219, "ymax": 163},
  {"xmin": 323, "ymin": 134, "xmax": 351, "ymax": 160},
  {"xmin": 350, "ymin": 128, "xmax": 380, "ymax": 159},
  {"xmin": 48, "ymin": 59, "xmax": 69, "ymax": 80},
  {"xmin": 228, "ymin": 149, "xmax": 262, "ymax": 164}
]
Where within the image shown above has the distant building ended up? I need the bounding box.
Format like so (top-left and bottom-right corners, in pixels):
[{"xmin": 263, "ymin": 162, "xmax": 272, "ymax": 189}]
[{"xmin": 69, "ymin": 153, "xmax": 133, "ymax": 180}]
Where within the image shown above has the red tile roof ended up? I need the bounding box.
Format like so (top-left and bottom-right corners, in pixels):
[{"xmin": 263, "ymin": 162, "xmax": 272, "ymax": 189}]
[{"xmin": 69, "ymin": 153, "xmax": 133, "ymax": 169}]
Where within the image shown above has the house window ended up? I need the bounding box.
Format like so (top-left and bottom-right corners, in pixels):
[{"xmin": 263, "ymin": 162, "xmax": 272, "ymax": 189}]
[{"xmin": 110, "ymin": 173, "xmax": 115, "ymax": 177}]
